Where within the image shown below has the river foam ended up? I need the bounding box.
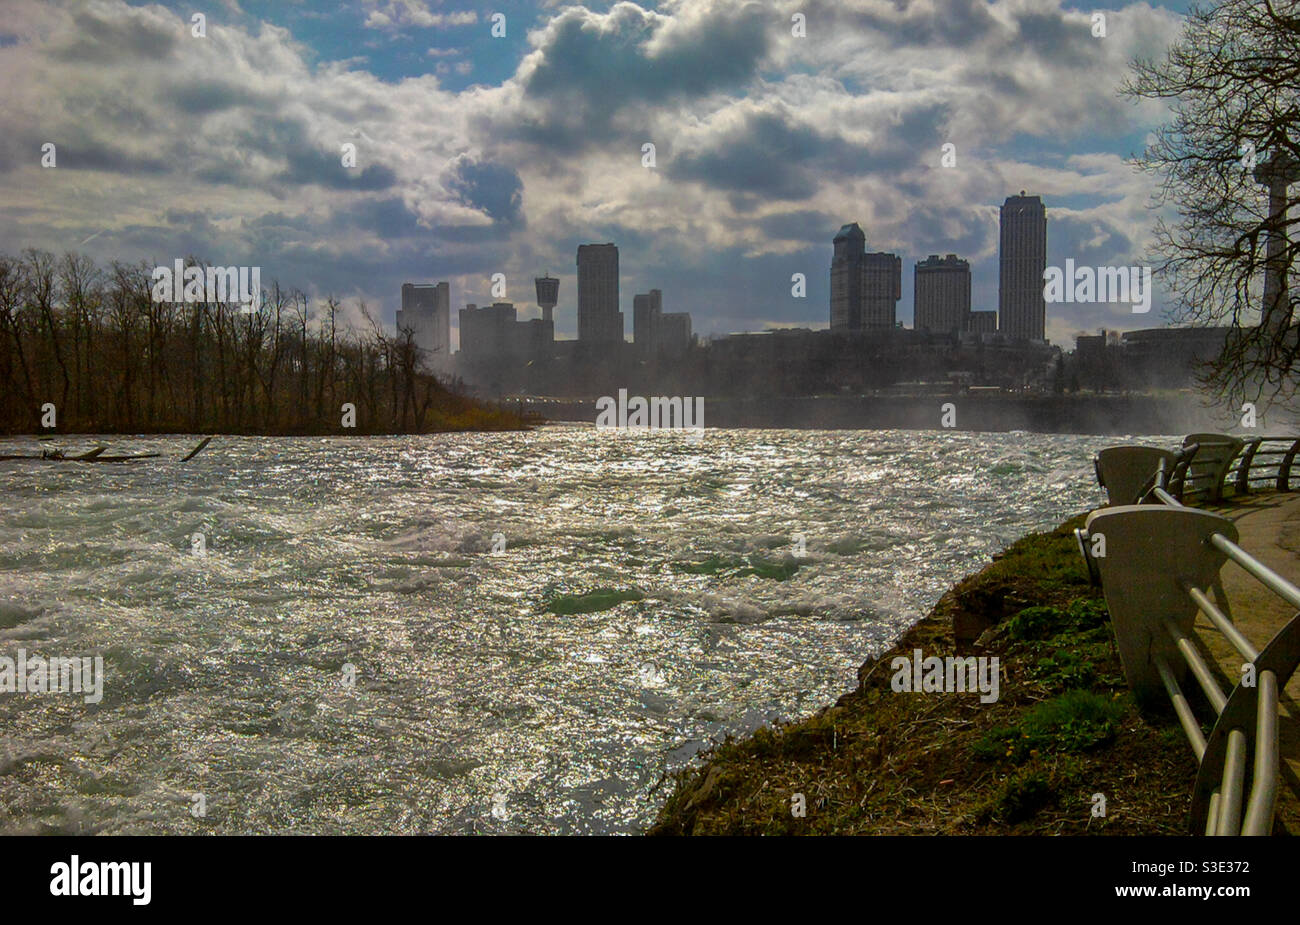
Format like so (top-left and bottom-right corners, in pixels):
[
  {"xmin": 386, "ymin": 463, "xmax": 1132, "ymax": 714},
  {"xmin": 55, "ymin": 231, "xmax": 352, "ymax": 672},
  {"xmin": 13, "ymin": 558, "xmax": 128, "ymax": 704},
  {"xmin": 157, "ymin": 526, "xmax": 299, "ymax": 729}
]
[{"xmin": 0, "ymin": 427, "xmax": 1132, "ymax": 833}]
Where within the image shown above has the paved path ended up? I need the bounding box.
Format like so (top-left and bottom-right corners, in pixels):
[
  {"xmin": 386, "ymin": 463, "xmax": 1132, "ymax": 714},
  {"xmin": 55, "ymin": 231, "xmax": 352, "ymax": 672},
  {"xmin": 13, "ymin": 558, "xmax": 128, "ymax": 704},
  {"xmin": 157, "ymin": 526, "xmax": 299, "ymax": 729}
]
[{"xmin": 1197, "ymin": 492, "xmax": 1300, "ymax": 833}]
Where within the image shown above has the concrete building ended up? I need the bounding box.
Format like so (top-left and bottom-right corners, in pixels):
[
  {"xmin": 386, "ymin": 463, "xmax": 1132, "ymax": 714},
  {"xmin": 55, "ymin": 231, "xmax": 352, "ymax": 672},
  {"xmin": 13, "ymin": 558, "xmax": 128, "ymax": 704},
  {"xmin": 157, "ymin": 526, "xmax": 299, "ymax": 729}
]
[
  {"xmin": 633, "ymin": 289, "xmax": 692, "ymax": 356},
  {"xmin": 863, "ymin": 252, "xmax": 902, "ymax": 329},
  {"xmin": 397, "ymin": 282, "xmax": 451, "ymax": 370},
  {"xmin": 966, "ymin": 310, "xmax": 998, "ymax": 335},
  {"xmin": 830, "ymin": 223, "xmax": 902, "ymax": 331},
  {"xmin": 999, "ymin": 192, "xmax": 1047, "ymax": 341},
  {"xmin": 576, "ymin": 243, "xmax": 623, "ymax": 343},
  {"xmin": 458, "ymin": 302, "xmax": 520, "ymax": 360},
  {"xmin": 914, "ymin": 254, "xmax": 971, "ymax": 335},
  {"xmin": 633, "ymin": 289, "xmax": 662, "ymax": 353},
  {"xmin": 459, "ymin": 301, "xmax": 554, "ymax": 364},
  {"xmin": 658, "ymin": 311, "xmax": 693, "ymax": 355}
]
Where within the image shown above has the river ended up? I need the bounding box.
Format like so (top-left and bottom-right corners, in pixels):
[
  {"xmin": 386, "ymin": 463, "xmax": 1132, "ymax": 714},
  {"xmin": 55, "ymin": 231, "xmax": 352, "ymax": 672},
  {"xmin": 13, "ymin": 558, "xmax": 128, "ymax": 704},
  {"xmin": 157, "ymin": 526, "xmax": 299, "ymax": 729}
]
[{"xmin": 0, "ymin": 426, "xmax": 1131, "ymax": 834}]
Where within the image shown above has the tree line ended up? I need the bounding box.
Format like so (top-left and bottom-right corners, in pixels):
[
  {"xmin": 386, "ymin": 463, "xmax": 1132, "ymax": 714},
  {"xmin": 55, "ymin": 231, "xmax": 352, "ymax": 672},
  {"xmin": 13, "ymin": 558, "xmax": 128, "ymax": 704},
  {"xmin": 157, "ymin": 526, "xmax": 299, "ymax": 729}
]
[{"xmin": 0, "ymin": 250, "xmax": 522, "ymax": 435}]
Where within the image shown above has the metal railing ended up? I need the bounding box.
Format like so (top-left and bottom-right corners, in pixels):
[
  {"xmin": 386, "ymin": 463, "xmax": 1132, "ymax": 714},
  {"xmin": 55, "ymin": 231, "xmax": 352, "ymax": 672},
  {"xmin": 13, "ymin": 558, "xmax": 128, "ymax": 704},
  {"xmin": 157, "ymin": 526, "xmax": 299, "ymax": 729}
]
[
  {"xmin": 1095, "ymin": 434, "xmax": 1300, "ymax": 507},
  {"xmin": 1224, "ymin": 436, "xmax": 1300, "ymax": 497},
  {"xmin": 1077, "ymin": 439, "xmax": 1300, "ymax": 835}
]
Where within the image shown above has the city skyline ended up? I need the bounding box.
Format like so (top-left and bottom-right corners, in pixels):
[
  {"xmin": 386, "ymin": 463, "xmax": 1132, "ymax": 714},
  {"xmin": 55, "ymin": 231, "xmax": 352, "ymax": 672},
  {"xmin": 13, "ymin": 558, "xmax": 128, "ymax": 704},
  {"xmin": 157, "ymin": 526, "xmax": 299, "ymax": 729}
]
[
  {"xmin": 1, "ymin": 0, "xmax": 1208, "ymax": 349},
  {"xmin": 415, "ymin": 192, "xmax": 1037, "ymax": 356}
]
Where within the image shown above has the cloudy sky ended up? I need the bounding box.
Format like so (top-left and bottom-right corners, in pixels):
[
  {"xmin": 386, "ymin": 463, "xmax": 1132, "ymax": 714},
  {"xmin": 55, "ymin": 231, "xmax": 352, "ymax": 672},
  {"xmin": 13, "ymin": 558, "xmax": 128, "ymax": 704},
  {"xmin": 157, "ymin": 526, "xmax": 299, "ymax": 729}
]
[{"xmin": 0, "ymin": 0, "xmax": 1198, "ymax": 348}]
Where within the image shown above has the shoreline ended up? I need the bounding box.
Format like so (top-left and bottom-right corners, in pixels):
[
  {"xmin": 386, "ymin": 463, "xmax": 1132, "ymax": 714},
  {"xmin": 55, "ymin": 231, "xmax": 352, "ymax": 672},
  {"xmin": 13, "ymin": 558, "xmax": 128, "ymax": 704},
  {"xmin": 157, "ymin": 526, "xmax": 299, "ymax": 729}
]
[
  {"xmin": 517, "ymin": 393, "xmax": 1258, "ymax": 436},
  {"xmin": 648, "ymin": 513, "xmax": 1201, "ymax": 835},
  {"xmin": 0, "ymin": 421, "xmax": 536, "ymax": 439}
]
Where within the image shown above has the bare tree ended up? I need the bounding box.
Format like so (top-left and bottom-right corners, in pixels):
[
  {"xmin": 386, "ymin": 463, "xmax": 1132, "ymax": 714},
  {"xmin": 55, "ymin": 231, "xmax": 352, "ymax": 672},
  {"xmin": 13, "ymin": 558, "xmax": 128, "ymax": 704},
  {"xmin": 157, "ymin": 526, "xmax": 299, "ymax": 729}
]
[
  {"xmin": 1123, "ymin": 0, "xmax": 1300, "ymax": 407},
  {"xmin": 0, "ymin": 250, "xmax": 520, "ymax": 435}
]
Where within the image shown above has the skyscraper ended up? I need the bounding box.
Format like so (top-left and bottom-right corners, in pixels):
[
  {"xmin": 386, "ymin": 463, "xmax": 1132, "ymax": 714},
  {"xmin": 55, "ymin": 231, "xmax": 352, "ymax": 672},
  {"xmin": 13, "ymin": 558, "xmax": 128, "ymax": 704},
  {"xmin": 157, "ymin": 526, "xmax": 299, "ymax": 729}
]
[
  {"xmin": 397, "ymin": 281, "xmax": 451, "ymax": 369},
  {"xmin": 633, "ymin": 289, "xmax": 661, "ymax": 353},
  {"xmin": 576, "ymin": 243, "xmax": 623, "ymax": 344},
  {"xmin": 914, "ymin": 254, "xmax": 971, "ymax": 335},
  {"xmin": 999, "ymin": 192, "xmax": 1047, "ymax": 341},
  {"xmin": 862, "ymin": 251, "xmax": 902, "ymax": 329},
  {"xmin": 831, "ymin": 223, "xmax": 900, "ymax": 331},
  {"xmin": 830, "ymin": 223, "xmax": 865, "ymax": 331}
]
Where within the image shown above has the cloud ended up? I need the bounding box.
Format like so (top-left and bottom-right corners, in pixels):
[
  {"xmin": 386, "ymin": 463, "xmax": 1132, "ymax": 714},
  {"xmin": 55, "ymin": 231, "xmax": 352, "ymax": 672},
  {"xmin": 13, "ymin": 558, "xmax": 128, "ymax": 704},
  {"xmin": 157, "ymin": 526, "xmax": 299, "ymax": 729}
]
[
  {"xmin": 446, "ymin": 155, "xmax": 525, "ymax": 225},
  {"xmin": 362, "ymin": 2, "xmax": 478, "ymax": 30},
  {"xmin": 499, "ymin": 1, "xmax": 772, "ymax": 153},
  {"xmin": 47, "ymin": 3, "xmax": 180, "ymax": 64},
  {"xmin": 0, "ymin": 0, "xmax": 1190, "ymax": 341}
]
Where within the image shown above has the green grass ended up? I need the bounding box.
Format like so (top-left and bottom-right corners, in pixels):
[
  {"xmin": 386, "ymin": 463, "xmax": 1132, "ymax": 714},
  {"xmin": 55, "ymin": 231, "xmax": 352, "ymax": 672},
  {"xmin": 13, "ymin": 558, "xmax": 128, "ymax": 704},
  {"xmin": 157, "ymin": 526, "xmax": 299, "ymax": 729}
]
[
  {"xmin": 973, "ymin": 690, "xmax": 1125, "ymax": 763},
  {"xmin": 648, "ymin": 512, "xmax": 1197, "ymax": 836}
]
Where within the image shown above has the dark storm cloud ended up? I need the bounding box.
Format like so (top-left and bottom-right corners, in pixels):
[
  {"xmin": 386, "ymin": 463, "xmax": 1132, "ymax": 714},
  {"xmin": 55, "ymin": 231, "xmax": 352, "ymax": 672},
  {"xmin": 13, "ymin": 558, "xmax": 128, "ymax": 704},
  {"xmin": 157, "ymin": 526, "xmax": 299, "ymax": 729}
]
[
  {"xmin": 668, "ymin": 111, "xmax": 861, "ymax": 198},
  {"xmin": 168, "ymin": 80, "xmax": 268, "ymax": 115},
  {"xmin": 55, "ymin": 143, "xmax": 171, "ymax": 174},
  {"xmin": 281, "ymin": 146, "xmax": 398, "ymax": 191},
  {"xmin": 342, "ymin": 197, "xmax": 427, "ymax": 238},
  {"xmin": 499, "ymin": 1, "xmax": 771, "ymax": 154},
  {"xmin": 1011, "ymin": 11, "xmax": 1097, "ymax": 67},
  {"xmin": 806, "ymin": 0, "xmax": 1002, "ymax": 47},
  {"xmin": 96, "ymin": 218, "xmax": 225, "ymax": 263},
  {"xmin": 904, "ymin": 208, "xmax": 993, "ymax": 263},
  {"xmin": 49, "ymin": 6, "xmax": 179, "ymax": 64},
  {"xmin": 668, "ymin": 103, "xmax": 945, "ymax": 199},
  {"xmin": 757, "ymin": 209, "xmax": 839, "ymax": 246},
  {"xmin": 245, "ymin": 210, "xmax": 318, "ymax": 234},
  {"xmin": 523, "ymin": 3, "xmax": 769, "ymax": 109},
  {"xmin": 447, "ymin": 158, "xmax": 524, "ymax": 225}
]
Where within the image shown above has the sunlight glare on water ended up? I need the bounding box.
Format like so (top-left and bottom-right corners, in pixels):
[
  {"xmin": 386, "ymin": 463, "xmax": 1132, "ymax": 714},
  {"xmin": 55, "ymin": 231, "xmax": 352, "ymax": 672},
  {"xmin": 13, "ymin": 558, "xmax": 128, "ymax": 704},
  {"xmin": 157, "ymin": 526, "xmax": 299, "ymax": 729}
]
[{"xmin": 0, "ymin": 426, "xmax": 1124, "ymax": 834}]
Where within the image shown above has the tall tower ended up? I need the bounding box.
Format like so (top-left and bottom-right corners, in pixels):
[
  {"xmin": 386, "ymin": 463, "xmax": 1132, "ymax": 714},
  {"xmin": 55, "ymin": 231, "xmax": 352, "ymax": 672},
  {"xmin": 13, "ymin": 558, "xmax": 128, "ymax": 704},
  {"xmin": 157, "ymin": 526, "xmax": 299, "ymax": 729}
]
[
  {"xmin": 535, "ymin": 274, "xmax": 559, "ymax": 323},
  {"xmin": 999, "ymin": 192, "xmax": 1047, "ymax": 341},
  {"xmin": 576, "ymin": 243, "xmax": 622, "ymax": 343},
  {"xmin": 1254, "ymin": 152, "xmax": 1300, "ymax": 333},
  {"xmin": 830, "ymin": 223, "xmax": 865, "ymax": 331}
]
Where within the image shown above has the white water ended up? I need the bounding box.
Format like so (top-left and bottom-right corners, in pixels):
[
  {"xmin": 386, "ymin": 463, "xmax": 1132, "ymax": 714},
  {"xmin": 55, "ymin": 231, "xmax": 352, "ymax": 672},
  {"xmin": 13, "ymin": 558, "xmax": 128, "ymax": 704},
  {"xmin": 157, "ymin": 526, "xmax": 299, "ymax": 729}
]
[{"xmin": 0, "ymin": 426, "xmax": 1121, "ymax": 834}]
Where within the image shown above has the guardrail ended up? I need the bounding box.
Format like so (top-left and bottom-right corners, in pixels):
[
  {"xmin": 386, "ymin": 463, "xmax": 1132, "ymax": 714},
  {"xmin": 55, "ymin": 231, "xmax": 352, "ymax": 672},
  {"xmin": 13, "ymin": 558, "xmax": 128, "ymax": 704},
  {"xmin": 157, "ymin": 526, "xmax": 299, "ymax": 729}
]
[
  {"xmin": 1094, "ymin": 434, "xmax": 1300, "ymax": 507},
  {"xmin": 1077, "ymin": 437, "xmax": 1300, "ymax": 834},
  {"xmin": 1225, "ymin": 435, "xmax": 1300, "ymax": 497}
]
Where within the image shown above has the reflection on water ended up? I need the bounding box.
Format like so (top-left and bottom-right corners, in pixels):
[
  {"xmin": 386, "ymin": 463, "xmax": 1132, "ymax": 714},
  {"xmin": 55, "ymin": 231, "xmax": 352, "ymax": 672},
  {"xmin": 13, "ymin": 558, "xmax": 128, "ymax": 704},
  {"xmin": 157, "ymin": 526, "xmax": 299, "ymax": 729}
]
[{"xmin": 0, "ymin": 426, "xmax": 1116, "ymax": 834}]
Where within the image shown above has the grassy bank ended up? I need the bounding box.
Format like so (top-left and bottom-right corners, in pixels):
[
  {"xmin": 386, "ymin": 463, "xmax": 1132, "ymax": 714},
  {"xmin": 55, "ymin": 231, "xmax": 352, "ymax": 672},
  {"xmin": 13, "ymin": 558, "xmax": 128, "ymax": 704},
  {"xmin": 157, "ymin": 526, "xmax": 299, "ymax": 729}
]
[{"xmin": 648, "ymin": 515, "xmax": 1198, "ymax": 835}]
